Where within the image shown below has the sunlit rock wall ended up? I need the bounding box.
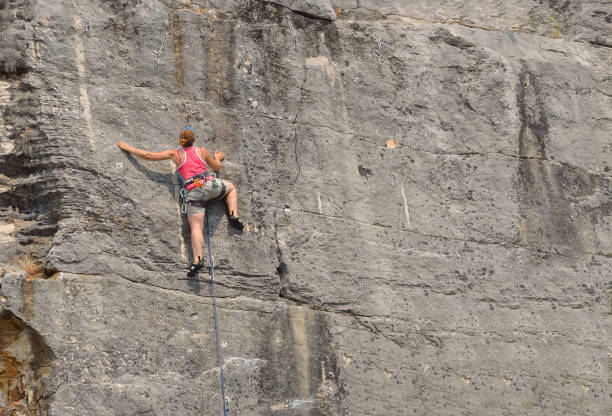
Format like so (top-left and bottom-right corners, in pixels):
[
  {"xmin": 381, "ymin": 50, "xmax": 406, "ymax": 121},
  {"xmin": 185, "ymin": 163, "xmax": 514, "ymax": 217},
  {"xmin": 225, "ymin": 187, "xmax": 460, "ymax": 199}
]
[{"xmin": 1, "ymin": 0, "xmax": 610, "ymax": 415}]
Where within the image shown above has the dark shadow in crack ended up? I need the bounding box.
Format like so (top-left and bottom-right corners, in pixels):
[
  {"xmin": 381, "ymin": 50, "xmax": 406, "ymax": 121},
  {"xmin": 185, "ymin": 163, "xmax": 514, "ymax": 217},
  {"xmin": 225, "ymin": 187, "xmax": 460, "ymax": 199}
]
[
  {"xmin": 122, "ymin": 154, "xmax": 188, "ymax": 259},
  {"xmin": 122, "ymin": 153, "xmax": 175, "ymax": 195}
]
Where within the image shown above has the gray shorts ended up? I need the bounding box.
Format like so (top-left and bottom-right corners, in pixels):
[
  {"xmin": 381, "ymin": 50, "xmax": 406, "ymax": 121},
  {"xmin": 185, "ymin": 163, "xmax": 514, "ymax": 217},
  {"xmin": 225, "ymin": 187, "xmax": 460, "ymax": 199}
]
[{"xmin": 184, "ymin": 178, "xmax": 229, "ymax": 215}]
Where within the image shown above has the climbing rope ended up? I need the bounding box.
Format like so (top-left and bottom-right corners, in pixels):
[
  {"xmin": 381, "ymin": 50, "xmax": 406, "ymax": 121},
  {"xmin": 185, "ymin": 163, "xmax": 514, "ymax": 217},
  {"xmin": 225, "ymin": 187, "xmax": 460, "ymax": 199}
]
[
  {"xmin": 204, "ymin": 205, "xmax": 229, "ymax": 416},
  {"xmin": 374, "ymin": 35, "xmax": 383, "ymax": 67},
  {"xmin": 72, "ymin": 2, "xmax": 91, "ymax": 35},
  {"xmin": 152, "ymin": 33, "xmax": 167, "ymax": 69},
  {"xmin": 286, "ymin": 15, "xmax": 298, "ymax": 50}
]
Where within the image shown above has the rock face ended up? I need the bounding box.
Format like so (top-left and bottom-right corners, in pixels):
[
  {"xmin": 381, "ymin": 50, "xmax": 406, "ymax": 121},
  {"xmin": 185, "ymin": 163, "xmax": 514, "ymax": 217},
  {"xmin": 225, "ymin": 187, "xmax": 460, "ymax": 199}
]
[{"xmin": 1, "ymin": 0, "xmax": 611, "ymax": 415}]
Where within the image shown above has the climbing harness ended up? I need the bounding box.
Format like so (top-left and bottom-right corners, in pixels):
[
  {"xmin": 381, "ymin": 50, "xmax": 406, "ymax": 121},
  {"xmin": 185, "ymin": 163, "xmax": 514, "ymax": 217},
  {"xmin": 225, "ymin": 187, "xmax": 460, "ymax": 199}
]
[
  {"xmin": 178, "ymin": 172, "xmax": 227, "ymax": 214},
  {"xmin": 205, "ymin": 204, "xmax": 230, "ymax": 416},
  {"xmin": 181, "ymin": 171, "xmax": 216, "ymax": 192},
  {"xmin": 179, "ymin": 173, "xmax": 209, "ymax": 214}
]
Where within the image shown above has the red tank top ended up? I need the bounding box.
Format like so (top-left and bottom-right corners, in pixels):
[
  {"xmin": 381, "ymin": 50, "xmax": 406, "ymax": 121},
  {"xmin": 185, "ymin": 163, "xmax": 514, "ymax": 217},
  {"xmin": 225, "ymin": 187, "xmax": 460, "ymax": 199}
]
[{"xmin": 176, "ymin": 147, "xmax": 208, "ymax": 192}]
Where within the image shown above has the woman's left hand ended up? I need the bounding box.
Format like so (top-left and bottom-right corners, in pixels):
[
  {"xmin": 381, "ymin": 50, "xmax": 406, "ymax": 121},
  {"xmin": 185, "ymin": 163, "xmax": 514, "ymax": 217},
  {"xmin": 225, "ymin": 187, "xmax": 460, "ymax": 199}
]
[{"xmin": 117, "ymin": 141, "xmax": 130, "ymax": 151}]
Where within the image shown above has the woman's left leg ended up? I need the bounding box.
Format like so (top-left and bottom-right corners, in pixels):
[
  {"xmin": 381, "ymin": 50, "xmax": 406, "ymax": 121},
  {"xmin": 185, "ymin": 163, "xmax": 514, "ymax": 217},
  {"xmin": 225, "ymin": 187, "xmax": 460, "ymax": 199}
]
[{"xmin": 187, "ymin": 213, "xmax": 204, "ymax": 263}]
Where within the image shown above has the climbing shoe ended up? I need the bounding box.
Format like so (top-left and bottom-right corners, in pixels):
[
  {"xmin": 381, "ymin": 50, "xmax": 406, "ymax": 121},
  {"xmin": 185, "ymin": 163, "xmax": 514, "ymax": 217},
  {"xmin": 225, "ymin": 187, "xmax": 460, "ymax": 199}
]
[
  {"xmin": 228, "ymin": 214, "xmax": 244, "ymax": 232},
  {"xmin": 187, "ymin": 258, "xmax": 205, "ymax": 277}
]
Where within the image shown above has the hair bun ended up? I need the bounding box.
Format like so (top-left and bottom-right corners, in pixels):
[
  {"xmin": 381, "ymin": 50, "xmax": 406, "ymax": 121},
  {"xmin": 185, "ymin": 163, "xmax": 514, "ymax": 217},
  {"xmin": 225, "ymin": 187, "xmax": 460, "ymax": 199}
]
[{"xmin": 179, "ymin": 128, "xmax": 195, "ymax": 147}]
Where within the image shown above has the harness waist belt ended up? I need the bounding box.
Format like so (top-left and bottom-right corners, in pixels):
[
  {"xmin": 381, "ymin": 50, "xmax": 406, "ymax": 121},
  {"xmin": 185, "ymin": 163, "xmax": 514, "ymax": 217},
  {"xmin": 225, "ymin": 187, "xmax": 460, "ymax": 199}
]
[
  {"xmin": 179, "ymin": 171, "xmax": 225, "ymax": 214},
  {"xmin": 182, "ymin": 172, "xmax": 216, "ymax": 189},
  {"xmin": 185, "ymin": 180, "xmax": 227, "ymax": 208}
]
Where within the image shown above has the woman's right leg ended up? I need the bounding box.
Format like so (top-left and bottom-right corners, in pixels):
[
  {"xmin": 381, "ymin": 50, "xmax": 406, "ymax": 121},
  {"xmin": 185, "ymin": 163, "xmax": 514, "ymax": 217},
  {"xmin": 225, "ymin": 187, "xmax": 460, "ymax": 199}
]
[
  {"xmin": 222, "ymin": 181, "xmax": 244, "ymax": 231},
  {"xmin": 223, "ymin": 181, "xmax": 238, "ymax": 217}
]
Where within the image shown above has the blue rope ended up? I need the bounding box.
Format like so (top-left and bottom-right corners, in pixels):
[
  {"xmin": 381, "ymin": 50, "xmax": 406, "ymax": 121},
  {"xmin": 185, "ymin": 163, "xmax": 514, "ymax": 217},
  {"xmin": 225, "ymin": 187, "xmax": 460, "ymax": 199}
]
[{"xmin": 205, "ymin": 205, "xmax": 229, "ymax": 416}]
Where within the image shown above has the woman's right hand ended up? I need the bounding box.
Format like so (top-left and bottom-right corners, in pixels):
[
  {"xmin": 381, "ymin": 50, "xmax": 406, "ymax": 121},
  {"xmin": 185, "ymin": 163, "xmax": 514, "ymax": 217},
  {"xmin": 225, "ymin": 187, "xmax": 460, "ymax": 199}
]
[{"xmin": 214, "ymin": 151, "xmax": 225, "ymax": 161}]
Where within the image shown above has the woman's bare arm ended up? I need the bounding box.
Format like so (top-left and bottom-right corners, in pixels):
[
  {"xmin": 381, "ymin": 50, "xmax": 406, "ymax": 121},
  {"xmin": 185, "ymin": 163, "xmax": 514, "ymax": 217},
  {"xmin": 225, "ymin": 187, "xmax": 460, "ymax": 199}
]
[
  {"xmin": 117, "ymin": 142, "xmax": 179, "ymax": 163},
  {"xmin": 199, "ymin": 147, "xmax": 224, "ymax": 171}
]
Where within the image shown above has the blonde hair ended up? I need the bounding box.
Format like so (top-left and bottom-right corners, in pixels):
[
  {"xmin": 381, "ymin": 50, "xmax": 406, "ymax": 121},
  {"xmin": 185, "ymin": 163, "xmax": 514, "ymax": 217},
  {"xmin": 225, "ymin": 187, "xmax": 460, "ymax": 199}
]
[{"xmin": 179, "ymin": 128, "xmax": 195, "ymax": 147}]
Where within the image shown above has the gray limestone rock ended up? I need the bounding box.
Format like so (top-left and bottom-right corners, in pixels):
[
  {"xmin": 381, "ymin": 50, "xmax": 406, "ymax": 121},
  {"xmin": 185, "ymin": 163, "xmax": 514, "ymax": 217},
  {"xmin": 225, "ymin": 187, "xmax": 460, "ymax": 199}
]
[
  {"xmin": 264, "ymin": 0, "xmax": 336, "ymax": 21},
  {"xmin": 290, "ymin": 0, "xmax": 336, "ymax": 21},
  {"xmin": 0, "ymin": 0, "xmax": 611, "ymax": 415}
]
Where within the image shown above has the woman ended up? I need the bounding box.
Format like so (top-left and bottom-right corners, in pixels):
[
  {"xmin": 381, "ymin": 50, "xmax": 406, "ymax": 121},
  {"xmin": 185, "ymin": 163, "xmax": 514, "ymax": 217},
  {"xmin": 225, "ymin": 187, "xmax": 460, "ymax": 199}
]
[{"xmin": 117, "ymin": 127, "xmax": 244, "ymax": 277}]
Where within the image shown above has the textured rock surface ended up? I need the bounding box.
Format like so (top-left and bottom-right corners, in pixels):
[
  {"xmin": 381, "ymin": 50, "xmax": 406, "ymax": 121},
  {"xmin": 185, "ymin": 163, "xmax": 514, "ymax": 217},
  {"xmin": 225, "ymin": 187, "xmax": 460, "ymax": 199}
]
[{"xmin": 1, "ymin": 0, "xmax": 611, "ymax": 415}]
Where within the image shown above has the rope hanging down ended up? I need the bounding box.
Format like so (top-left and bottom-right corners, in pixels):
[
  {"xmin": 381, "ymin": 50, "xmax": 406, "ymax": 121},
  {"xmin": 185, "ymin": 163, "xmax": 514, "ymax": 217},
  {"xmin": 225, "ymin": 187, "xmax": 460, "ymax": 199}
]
[
  {"xmin": 286, "ymin": 15, "xmax": 298, "ymax": 50},
  {"xmin": 72, "ymin": 2, "xmax": 91, "ymax": 35},
  {"xmin": 374, "ymin": 35, "xmax": 383, "ymax": 67},
  {"xmin": 205, "ymin": 205, "xmax": 229, "ymax": 416},
  {"xmin": 152, "ymin": 33, "xmax": 167, "ymax": 69}
]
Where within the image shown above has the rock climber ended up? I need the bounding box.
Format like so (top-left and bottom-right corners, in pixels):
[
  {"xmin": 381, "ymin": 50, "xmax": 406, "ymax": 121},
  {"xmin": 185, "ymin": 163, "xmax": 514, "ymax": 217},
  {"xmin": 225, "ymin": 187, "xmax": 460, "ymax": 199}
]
[{"xmin": 117, "ymin": 126, "xmax": 244, "ymax": 277}]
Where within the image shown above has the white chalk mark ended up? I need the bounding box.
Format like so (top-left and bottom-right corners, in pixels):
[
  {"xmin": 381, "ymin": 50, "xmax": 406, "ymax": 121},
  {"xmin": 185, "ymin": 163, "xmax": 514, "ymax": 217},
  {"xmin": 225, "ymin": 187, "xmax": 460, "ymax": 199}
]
[
  {"xmin": 305, "ymin": 55, "xmax": 337, "ymax": 87},
  {"xmin": 0, "ymin": 82, "xmax": 14, "ymax": 155},
  {"xmin": 172, "ymin": 163, "xmax": 187, "ymax": 261},
  {"xmin": 342, "ymin": 355, "xmax": 351, "ymax": 368},
  {"xmin": 317, "ymin": 191, "xmax": 323, "ymax": 214},
  {"xmin": 290, "ymin": 306, "xmax": 311, "ymax": 398},
  {"xmin": 270, "ymin": 398, "xmax": 316, "ymax": 412},
  {"xmin": 321, "ymin": 360, "xmax": 327, "ymax": 382},
  {"xmin": 73, "ymin": 22, "xmax": 96, "ymax": 150},
  {"xmin": 0, "ymin": 222, "xmax": 16, "ymax": 245},
  {"xmin": 289, "ymin": 399, "xmax": 315, "ymax": 409},
  {"xmin": 401, "ymin": 184, "xmax": 412, "ymax": 228},
  {"xmin": 225, "ymin": 357, "xmax": 267, "ymax": 368}
]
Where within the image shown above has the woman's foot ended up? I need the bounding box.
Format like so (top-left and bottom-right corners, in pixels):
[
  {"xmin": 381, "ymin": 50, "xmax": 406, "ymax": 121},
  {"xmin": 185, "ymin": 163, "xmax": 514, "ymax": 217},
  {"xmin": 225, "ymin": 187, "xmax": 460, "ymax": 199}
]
[
  {"xmin": 228, "ymin": 214, "xmax": 244, "ymax": 232},
  {"xmin": 187, "ymin": 257, "xmax": 205, "ymax": 277}
]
